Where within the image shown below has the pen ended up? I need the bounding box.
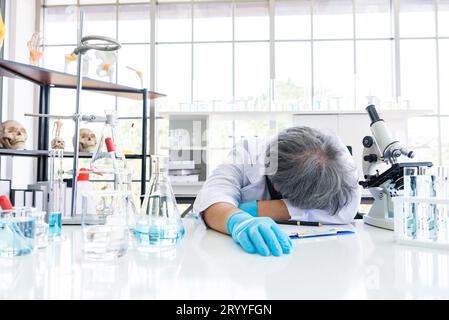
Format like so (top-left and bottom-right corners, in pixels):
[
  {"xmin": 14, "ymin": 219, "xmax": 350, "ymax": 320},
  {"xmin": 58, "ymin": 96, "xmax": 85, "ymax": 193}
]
[{"xmin": 275, "ymin": 220, "xmax": 322, "ymax": 227}]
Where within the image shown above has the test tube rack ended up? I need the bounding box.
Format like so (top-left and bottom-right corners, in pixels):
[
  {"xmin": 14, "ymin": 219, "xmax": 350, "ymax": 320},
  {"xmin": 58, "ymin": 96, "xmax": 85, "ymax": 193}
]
[{"xmin": 393, "ymin": 196, "xmax": 449, "ymax": 250}]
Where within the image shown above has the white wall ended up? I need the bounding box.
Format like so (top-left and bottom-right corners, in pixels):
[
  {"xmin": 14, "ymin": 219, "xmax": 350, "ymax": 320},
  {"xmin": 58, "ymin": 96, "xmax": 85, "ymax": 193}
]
[{"xmin": 1, "ymin": 0, "xmax": 39, "ymax": 188}]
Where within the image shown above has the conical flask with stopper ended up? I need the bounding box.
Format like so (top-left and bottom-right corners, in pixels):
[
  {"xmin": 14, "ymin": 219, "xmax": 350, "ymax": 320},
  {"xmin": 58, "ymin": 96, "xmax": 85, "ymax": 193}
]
[
  {"xmin": 90, "ymin": 109, "xmax": 137, "ymax": 230},
  {"xmin": 91, "ymin": 110, "xmax": 127, "ymax": 178},
  {"xmin": 134, "ymin": 155, "xmax": 185, "ymax": 249}
]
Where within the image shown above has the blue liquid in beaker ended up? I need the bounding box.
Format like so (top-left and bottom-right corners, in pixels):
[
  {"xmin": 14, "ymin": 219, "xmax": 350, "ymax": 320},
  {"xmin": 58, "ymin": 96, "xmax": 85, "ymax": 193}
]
[
  {"xmin": 133, "ymin": 219, "xmax": 185, "ymax": 247},
  {"xmin": 48, "ymin": 212, "xmax": 62, "ymax": 238},
  {"xmin": 0, "ymin": 217, "xmax": 35, "ymax": 257}
]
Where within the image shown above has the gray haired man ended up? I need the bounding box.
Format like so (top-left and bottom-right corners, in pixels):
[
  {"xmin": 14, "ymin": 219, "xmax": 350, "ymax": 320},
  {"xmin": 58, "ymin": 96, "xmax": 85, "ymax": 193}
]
[{"xmin": 193, "ymin": 126, "xmax": 361, "ymax": 257}]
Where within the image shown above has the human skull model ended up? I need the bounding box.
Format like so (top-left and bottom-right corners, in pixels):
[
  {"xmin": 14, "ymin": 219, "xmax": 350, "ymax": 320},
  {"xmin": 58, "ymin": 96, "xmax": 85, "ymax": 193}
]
[
  {"xmin": 0, "ymin": 120, "xmax": 28, "ymax": 149},
  {"xmin": 51, "ymin": 136, "xmax": 65, "ymax": 150},
  {"xmin": 77, "ymin": 128, "xmax": 97, "ymax": 152}
]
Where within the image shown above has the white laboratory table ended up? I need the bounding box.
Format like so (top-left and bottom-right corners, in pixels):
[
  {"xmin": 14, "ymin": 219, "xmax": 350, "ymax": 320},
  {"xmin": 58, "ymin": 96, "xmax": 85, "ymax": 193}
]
[{"xmin": 1, "ymin": 218, "xmax": 448, "ymax": 300}]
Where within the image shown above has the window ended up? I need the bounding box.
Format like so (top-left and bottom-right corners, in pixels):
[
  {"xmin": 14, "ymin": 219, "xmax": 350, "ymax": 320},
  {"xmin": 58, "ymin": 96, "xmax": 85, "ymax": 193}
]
[
  {"xmin": 40, "ymin": 0, "xmax": 449, "ymax": 169},
  {"xmin": 274, "ymin": 42, "xmax": 312, "ymax": 111},
  {"xmin": 313, "ymin": 0, "xmax": 353, "ymax": 39}
]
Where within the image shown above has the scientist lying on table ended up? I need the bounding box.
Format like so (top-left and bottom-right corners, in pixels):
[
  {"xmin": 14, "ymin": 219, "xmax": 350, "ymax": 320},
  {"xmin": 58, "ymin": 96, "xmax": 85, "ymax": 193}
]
[{"xmin": 193, "ymin": 126, "xmax": 361, "ymax": 257}]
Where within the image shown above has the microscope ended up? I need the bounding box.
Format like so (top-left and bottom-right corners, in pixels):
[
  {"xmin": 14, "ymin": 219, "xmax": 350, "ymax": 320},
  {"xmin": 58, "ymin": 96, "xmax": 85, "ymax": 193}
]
[{"xmin": 359, "ymin": 105, "xmax": 432, "ymax": 230}]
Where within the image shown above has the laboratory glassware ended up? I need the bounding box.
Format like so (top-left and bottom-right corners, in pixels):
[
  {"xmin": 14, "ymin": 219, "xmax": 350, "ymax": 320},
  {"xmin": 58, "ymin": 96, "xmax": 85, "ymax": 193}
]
[
  {"xmin": 134, "ymin": 155, "xmax": 185, "ymax": 249},
  {"xmin": 434, "ymin": 167, "xmax": 449, "ymax": 243},
  {"xmin": 81, "ymin": 190, "xmax": 130, "ymax": 260},
  {"xmin": 48, "ymin": 148, "xmax": 64, "ymax": 238},
  {"xmin": 403, "ymin": 167, "xmax": 417, "ymax": 239},
  {"xmin": 0, "ymin": 207, "xmax": 35, "ymax": 257},
  {"xmin": 33, "ymin": 210, "xmax": 49, "ymax": 249},
  {"xmin": 91, "ymin": 110, "xmax": 127, "ymax": 176},
  {"xmin": 90, "ymin": 110, "xmax": 137, "ymax": 227},
  {"xmin": 415, "ymin": 167, "xmax": 436, "ymax": 241},
  {"xmin": 394, "ymin": 166, "xmax": 449, "ymax": 249}
]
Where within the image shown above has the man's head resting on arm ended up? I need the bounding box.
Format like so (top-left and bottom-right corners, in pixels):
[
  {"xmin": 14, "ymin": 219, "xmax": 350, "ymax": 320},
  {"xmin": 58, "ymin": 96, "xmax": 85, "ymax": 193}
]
[
  {"xmin": 227, "ymin": 126, "xmax": 359, "ymax": 257},
  {"xmin": 264, "ymin": 126, "xmax": 358, "ymax": 215}
]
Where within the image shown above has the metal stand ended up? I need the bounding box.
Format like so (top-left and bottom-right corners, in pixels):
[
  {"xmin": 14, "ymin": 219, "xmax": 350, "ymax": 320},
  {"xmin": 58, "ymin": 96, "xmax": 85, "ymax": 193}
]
[{"xmin": 35, "ymin": 12, "xmax": 151, "ymax": 221}]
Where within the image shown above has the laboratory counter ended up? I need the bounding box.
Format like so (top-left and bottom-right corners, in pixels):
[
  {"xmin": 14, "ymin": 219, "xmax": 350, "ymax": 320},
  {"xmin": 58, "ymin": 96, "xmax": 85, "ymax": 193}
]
[{"xmin": 1, "ymin": 218, "xmax": 448, "ymax": 300}]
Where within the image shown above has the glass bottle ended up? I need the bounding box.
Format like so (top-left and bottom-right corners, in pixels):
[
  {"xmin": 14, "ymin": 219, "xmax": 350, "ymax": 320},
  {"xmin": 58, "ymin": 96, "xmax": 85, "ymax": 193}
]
[{"xmin": 134, "ymin": 155, "xmax": 185, "ymax": 249}]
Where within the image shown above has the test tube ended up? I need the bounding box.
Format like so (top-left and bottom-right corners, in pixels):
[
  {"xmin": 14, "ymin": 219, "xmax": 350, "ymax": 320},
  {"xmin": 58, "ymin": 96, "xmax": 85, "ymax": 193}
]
[
  {"xmin": 403, "ymin": 167, "xmax": 417, "ymax": 239},
  {"xmin": 435, "ymin": 167, "xmax": 448, "ymax": 242},
  {"xmin": 415, "ymin": 167, "xmax": 436, "ymax": 241},
  {"xmin": 48, "ymin": 149, "xmax": 64, "ymax": 238}
]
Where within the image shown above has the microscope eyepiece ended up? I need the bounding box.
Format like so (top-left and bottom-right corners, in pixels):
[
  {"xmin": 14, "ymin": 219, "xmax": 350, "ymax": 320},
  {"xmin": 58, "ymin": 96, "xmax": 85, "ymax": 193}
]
[{"xmin": 366, "ymin": 105, "xmax": 382, "ymax": 124}]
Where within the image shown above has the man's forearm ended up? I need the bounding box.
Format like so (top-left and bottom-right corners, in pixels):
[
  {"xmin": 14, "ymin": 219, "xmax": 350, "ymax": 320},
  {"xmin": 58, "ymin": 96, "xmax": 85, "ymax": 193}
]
[
  {"xmin": 257, "ymin": 200, "xmax": 291, "ymax": 220},
  {"xmin": 203, "ymin": 200, "xmax": 291, "ymax": 234},
  {"xmin": 203, "ymin": 202, "xmax": 242, "ymax": 234}
]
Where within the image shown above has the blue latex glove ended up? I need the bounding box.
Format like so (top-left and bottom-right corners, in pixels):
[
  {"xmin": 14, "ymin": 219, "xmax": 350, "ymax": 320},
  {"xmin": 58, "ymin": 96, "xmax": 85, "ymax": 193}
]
[
  {"xmin": 238, "ymin": 200, "xmax": 258, "ymax": 217},
  {"xmin": 226, "ymin": 211, "xmax": 293, "ymax": 256}
]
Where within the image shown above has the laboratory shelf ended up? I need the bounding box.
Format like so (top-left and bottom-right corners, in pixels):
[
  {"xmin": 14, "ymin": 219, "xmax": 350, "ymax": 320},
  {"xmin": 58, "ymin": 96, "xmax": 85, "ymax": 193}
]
[
  {"xmin": 161, "ymin": 146, "xmax": 207, "ymax": 151},
  {"xmin": 0, "ymin": 58, "xmax": 166, "ymax": 219},
  {"xmin": 0, "ymin": 59, "xmax": 165, "ymax": 100},
  {"xmin": 171, "ymin": 182, "xmax": 205, "ymax": 186},
  {"xmin": 0, "ymin": 149, "xmax": 144, "ymax": 159}
]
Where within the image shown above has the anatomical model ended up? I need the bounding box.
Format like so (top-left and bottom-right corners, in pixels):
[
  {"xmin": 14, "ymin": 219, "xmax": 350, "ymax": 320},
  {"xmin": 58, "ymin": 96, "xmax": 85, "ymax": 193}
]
[
  {"xmin": 64, "ymin": 53, "xmax": 90, "ymax": 76},
  {"xmin": 126, "ymin": 66, "xmax": 144, "ymax": 88},
  {"xmin": 51, "ymin": 119, "xmax": 65, "ymax": 150},
  {"xmin": 27, "ymin": 32, "xmax": 44, "ymax": 66},
  {"xmin": 0, "ymin": 120, "xmax": 28, "ymax": 149},
  {"xmin": 76, "ymin": 128, "xmax": 97, "ymax": 152},
  {"xmin": 96, "ymin": 51, "xmax": 117, "ymax": 83},
  {"xmin": 0, "ymin": 12, "xmax": 6, "ymax": 49}
]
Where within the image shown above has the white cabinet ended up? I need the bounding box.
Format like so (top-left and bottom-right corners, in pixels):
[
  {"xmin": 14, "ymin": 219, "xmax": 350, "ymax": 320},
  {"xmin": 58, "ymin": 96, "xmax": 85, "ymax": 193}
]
[{"xmin": 159, "ymin": 112, "xmax": 293, "ymax": 196}]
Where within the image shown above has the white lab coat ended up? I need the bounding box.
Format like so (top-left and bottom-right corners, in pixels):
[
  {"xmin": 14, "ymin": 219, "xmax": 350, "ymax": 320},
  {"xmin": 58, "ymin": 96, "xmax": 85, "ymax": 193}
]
[{"xmin": 193, "ymin": 135, "xmax": 361, "ymax": 225}]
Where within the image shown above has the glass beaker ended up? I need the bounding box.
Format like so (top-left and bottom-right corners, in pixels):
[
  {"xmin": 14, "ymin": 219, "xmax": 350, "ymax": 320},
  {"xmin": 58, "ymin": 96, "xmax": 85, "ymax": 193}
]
[
  {"xmin": 81, "ymin": 190, "xmax": 129, "ymax": 260},
  {"xmin": 134, "ymin": 155, "xmax": 185, "ymax": 250},
  {"xmin": 0, "ymin": 207, "xmax": 35, "ymax": 257}
]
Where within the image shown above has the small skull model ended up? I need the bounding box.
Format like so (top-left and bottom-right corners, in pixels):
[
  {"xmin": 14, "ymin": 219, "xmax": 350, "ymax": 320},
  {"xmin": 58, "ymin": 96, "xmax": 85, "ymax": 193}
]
[
  {"xmin": 51, "ymin": 136, "xmax": 65, "ymax": 150},
  {"xmin": 0, "ymin": 120, "xmax": 28, "ymax": 149},
  {"xmin": 77, "ymin": 128, "xmax": 97, "ymax": 152}
]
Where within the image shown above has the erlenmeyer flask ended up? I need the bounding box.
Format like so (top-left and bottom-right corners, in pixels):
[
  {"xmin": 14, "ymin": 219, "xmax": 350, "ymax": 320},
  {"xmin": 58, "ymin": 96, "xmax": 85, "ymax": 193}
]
[
  {"xmin": 134, "ymin": 155, "xmax": 185, "ymax": 249},
  {"xmin": 90, "ymin": 109, "xmax": 137, "ymax": 230},
  {"xmin": 91, "ymin": 110, "xmax": 127, "ymax": 175}
]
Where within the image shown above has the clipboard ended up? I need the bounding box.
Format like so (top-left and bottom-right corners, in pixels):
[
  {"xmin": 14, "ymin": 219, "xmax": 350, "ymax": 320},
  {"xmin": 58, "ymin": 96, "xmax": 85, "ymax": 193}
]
[
  {"xmin": 289, "ymin": 229, "xmax": 355, "ymax": 239},
  {"xmin": 279, "ymin": 224, "xmax": 355, "ymax": 239}
]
